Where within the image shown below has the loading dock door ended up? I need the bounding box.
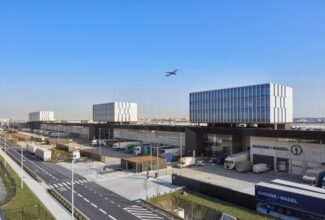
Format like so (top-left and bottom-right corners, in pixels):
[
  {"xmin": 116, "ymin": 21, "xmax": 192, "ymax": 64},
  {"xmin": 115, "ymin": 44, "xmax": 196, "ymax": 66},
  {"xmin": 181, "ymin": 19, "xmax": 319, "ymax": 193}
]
[
  {"xmin": 252, "ymin": 154, "xmax": 274, "ymax": 170},
  {"xmin": 291, "ymin": 160, "xmax": 304, "ymax": 175}
]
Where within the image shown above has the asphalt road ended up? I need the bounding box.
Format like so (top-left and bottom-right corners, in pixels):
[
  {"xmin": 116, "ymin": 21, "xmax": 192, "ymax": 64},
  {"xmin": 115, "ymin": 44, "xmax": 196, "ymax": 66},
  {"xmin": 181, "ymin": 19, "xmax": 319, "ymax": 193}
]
[{"xmin": 0, "ymin": 139, "xmax": 166, "ymax": 220}]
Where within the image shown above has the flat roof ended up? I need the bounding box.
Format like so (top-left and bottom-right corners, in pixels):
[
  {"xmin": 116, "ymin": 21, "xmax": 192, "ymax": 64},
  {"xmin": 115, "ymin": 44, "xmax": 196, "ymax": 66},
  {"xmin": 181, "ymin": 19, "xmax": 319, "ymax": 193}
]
[
  {"xmin": 122, "ymin": 155, "xmax": 165, "ymax": 163},
  {"xmin": 256, "ymin": 182, "xmax": 325, "ymax": 199}
]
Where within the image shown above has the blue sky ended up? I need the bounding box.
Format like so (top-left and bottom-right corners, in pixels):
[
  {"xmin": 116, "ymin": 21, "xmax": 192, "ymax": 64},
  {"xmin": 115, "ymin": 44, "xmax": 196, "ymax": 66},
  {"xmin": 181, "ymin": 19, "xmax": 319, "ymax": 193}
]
[{"xmin": 0, "ymin": 1, "xmax": 324, "ymax": 120}]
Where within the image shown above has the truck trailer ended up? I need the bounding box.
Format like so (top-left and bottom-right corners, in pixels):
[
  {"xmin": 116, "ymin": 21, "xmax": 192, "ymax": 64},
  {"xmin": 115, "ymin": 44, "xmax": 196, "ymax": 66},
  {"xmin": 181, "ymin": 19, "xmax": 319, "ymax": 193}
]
[
  {"xmin": 112, "ymin": 141, "xmax": 141, "ymax": 151},
  {"xmin": 26, "ymin": 144, "xmax": 38, "ymax": 154},
  {"xmin": 270, "ymin": 179, "xmax": 325, "ymax": 194},
  {"xmin": 177, "ymin": 157, "xmax": 195, "ymax": 168},
  {"xmin": 35, "ymin": 148, "xmax": 52, "ymax": 161},
  {"xmin": 255, "ymin": 182, "xmax": 325, "ymax": 219}
]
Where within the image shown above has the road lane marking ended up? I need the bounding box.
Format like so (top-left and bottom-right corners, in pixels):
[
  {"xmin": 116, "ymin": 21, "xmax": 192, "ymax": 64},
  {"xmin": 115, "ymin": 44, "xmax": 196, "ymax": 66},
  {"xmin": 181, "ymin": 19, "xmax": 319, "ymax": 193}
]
[
  {"xmin": 77, "ymin": 194, "xmax": 83, "ymax": 198},
  {"xmin": 110, "ymin": 201, "xmax": 114, "ymax": 204},
  {"xmin": 53, "ymin": 184, "xmax": 58, "ymax": 187},
  {"xmin": 108, "ymin": 215, "xmax": 117, "ymax": 220},
  {"xmin": 84, "ymin": 198, "xmax": 90, "ymax": 203},
  {"xmin": 91, "ymin": 203, "xmax": 98, "ymax": 208},
  {"xmin": 99, "ymin": 209, "xmax": 107, "ymax": 214}
]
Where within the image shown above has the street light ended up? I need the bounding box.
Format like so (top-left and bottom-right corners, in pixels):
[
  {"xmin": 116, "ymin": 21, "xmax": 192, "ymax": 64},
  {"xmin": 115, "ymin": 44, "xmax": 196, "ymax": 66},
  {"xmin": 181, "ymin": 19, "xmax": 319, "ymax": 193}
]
[
  {"xmin": 71, "ymin": 150, "xmax": 77, "ymax": 220},
  {"xmin": 99, "ymin": 128, "xmax": 102, "ymax": 158},
  {"xmin": 21, "ymin": 143, "xmax": 24, "ymax": 189},
  {"xmin": 4, "ymin": 134, "xmax": 7, "ymax": 167}
]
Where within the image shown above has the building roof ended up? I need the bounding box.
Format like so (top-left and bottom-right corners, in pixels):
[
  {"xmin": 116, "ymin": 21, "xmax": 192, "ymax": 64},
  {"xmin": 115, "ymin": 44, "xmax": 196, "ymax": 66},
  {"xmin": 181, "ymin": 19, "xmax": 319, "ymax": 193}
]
[{"xmin": 122, "ymin": 155, "xmax": 164, "ymax": 163}]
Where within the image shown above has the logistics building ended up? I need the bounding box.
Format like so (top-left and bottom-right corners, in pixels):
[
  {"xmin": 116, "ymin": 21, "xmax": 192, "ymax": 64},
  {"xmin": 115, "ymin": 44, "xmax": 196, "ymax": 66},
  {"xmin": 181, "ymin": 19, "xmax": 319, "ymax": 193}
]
[
  {"xmin": 29, "ymin": 111, "xmax": 55, "ymax": 122},
  {"xmin": 190, "ymin": 83, "xmax": 293, "ymax": 127},
  {"xmin": 25, "ymin": 83, "xmax": 325, "ymax": 176},
  {"xmin": 93, "ymin": 102, "xmax": 137, "ymax": 123}
]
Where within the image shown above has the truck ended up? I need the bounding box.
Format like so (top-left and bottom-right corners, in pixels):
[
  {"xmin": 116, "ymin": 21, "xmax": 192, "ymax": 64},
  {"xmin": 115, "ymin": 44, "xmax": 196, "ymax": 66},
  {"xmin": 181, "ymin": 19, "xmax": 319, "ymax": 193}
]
[
  {"xmin": 177, "ymin": 157, "xmax": 195, "ymax": 168},
  {"xmin": 112, "ymin": 141, "xmax": 141, "ymax": 151},
  {"xmin": 133, "ymin": 144, "xmax": 151, "ymax": 156},
  {"xmin": 224, "ymin": 151, "xmax": 249, "ymax": 170},
  {"xmin": 302, "ymin": 165, "xmax": 325, "ymax": 188},
  {"xmin": 26, "ymin": 144, "xmax": 38, "ymax": 154},
  {"xmin": 35, "ymin": 148, "xmax": 52, "ymax": 161},
  {"xmin": 159, "ymin": 147, "xmax": 180, "ymax": 158},
  {"xmin": 235, "ymin": 160, "xmax": 252, "ymax": 173},
  {"xmin": 255, "ymin": 182, "xmax": 325, "ymax": 219},
  {"xmin": 253, "ymin": 163, "xmax": 269, "ymax": 174},
  {"xmin": 91, "ymin": 139, "xmax": 107, "ymax": 147}
]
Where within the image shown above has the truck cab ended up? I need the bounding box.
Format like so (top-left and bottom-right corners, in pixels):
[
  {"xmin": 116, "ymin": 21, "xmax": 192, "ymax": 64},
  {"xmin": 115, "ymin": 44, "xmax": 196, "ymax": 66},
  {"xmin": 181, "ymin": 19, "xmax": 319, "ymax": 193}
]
[
  {"xmin": 302, "ymin": 165, "xmax": 325, "ymax": 188},
  {"xmin": 224, "ymin": 151, "xmax": 249, "ymax": 170}
]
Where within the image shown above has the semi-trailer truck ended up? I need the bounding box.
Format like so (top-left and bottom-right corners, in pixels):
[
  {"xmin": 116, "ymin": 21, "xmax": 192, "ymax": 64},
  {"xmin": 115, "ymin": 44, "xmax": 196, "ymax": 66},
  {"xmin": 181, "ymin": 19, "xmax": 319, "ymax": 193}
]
[
  {"xmin": 302, "ymin": 165, "xmax": 325, "ymax": 188},
  {"xmin": 224, "ymin": 151, "xmax": 249, "ymax": 170},
  {"xmin": 112, "ymin": 141, "xmax": 141, "ymax": 151},
  {"xmin": 256, "ymin": 182, "xmax": 325, "ymax": 219}
]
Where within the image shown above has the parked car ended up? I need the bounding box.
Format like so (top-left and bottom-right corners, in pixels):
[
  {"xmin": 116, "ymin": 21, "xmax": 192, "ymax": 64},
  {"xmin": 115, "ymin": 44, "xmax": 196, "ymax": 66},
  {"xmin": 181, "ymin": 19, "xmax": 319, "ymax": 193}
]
[{"xmin": 196, "ymin": 160, "xmax": 205, "ymax": 167}]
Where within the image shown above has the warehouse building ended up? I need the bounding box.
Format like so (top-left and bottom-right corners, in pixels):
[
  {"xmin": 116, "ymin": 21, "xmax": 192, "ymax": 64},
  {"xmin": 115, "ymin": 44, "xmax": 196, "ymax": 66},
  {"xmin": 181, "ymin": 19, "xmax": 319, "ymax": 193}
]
[
  {"xmin": 29, "ymin": 111, "xmax": 55, "ymax": 122},
  {"xmin": 93, "ymin": 102, "xmax": 137, "ymax": 123}
]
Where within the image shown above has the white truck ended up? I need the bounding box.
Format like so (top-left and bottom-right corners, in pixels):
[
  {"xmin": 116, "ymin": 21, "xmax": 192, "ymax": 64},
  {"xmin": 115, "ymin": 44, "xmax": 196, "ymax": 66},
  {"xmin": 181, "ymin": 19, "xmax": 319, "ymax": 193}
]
[
  {"xmin": 112, "ymin": 141, "xmax": 141, "ymax": 151},
  {"xmin": 253, "ymin": 163, "xmax": 269, "ymax": 173},
  {"xmin": 177, "ymin": 157, "xmax": 196, "ymax": 168},
  {"xmin": 224, "ymin": 151, "xmax": 249, "ymax": 170},
  {"xmin": 302, "ymin": 165, "xmax": 325, "ymax": 188},
  {"xmin": 26, "ymin": 144, "xmax": 38, "ymax": 154},
  {"xmin": 35, "ymin": 148, "xmax": 52, "ymax": 161}
]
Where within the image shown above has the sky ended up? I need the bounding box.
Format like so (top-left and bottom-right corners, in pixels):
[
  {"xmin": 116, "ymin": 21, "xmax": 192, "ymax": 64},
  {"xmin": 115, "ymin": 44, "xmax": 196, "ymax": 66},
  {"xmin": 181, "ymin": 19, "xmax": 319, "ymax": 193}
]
[{"xmin": 0, "ymin": 1, "xmax": 325, "ymax": 120}]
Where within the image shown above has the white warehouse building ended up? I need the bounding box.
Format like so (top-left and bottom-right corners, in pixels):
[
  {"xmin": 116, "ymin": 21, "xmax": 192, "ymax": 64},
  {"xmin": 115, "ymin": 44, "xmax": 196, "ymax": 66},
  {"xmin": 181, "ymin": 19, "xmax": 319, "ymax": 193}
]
[
  {"xmin": 190, "ymin": 83, "xmax": 293, "ymax": 125},
  {"xmin": 29, "ymin": 111, "xmax": 55, "ymax": 122},
  {"xmin": 93, "ymin": 102, "xmax": 138, "ymax": 123}
]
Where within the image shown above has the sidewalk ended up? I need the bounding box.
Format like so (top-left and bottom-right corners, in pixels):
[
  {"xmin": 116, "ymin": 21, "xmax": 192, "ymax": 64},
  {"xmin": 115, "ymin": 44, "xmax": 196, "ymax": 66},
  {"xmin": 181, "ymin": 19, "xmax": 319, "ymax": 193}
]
[{"xmin": 0, "ymin": 149, "xmax": 71, "ymax": 220}]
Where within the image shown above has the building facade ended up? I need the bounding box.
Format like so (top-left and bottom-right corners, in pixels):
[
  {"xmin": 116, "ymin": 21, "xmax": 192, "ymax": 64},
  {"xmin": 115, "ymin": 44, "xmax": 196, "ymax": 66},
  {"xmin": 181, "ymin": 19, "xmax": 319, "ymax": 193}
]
[
  {"xmin": 29, "ymin": 111, "xmax": 55, "ymax": 122},
  {"xmin": 190, "ymin": 83, "xmax": 293, "ymax": 125},
  {"xmin": 250, "ymin": 136, "xmax": 325, "ymax": 175},
  {"xmin": 93, "ymin": 102, "xmax": 138, "ymax": 123}
]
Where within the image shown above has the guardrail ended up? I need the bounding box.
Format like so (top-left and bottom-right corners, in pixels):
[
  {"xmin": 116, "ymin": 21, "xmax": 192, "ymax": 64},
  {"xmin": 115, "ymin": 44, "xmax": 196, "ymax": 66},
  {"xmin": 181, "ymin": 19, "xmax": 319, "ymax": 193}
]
[
  {"xmin": 48, "ymin": 189, "xmax": 89, "ymax": 220},
  {"xmin": 1, "ymin": 148, "xmax": 41, "ymax": 183}
]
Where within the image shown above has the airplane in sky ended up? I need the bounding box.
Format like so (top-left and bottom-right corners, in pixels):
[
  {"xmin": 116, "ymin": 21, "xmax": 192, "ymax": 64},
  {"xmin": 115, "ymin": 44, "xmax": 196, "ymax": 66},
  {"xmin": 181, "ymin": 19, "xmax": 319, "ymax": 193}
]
[{"xmin": 165, "ymin": 69, "xmax": 178, "ymax": 77}]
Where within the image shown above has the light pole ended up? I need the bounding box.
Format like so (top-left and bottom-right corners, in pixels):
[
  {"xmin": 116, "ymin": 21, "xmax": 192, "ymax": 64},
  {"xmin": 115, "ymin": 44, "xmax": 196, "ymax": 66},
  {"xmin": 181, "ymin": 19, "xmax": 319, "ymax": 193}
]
[
  {"xmin": 180, "ymin": 133, "xmax": 183, "ymax": 176},
  {"xmin": 4, "ymin": 134, "xmax": 7, "ymax": 167},
  {"xmin": 71, "ymin": 152, "xmax": 76, "ymax": 220},
  {"xmin": 21, "ymin": 144, "xmax": 24, "ymax": 189},
  {"xmin": 99, "ymin": 128, "xmax": 102, "ymax": 161},
  {"xmin": 57, "ymin": 125, "xmax": 60, "ymax": 143}
]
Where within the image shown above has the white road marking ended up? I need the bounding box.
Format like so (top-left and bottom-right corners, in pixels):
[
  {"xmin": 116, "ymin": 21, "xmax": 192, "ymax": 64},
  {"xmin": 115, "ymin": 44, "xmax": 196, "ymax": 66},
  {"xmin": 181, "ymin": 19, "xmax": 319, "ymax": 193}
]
[
  {"xmin": 110, "ymin": 201, "xmax": 114, "ymax": 204},
  {"xmin": 84, "ymin": 198, "xmax": 90, "ymax": 203},
  {"xmin": 77, "ymin": 194, "xmax": 83, "ymax": 198},
  {"xmin": 99, "ymin": 209, "xmax": 107, "ymax": 214},
  {"xmin": 58, "ymin": 183, "xmax": 63, "ymax": 187},
  {"xmin": 53, "ymin": 184, "xmax": 58, "ymax": 187},
  {"xmin": 108, "ymin": 215, "xmax": 117, "ymax": 220},
  {"xmin": 91, "ymin": 203, "xmax": 98, "ymax": 208}
]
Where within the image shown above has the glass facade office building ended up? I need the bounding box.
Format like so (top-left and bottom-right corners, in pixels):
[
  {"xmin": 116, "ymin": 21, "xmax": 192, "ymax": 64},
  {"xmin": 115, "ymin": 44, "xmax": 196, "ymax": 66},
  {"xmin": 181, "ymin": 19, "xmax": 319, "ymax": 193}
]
[{"xmin": 190, "ymin": 83, "xmax": 293, "ymax": 124}]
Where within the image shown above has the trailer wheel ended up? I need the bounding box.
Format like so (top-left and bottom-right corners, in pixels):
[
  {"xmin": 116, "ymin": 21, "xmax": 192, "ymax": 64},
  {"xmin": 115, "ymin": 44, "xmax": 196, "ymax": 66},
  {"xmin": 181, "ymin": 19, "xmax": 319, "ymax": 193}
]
[
  {"xmin": 277, "ymin": 207, "xmax": 284, "ymax": 214},
  {"xmin": 285, "ymin": 210, "xmax": 292, "ymax": 216}
]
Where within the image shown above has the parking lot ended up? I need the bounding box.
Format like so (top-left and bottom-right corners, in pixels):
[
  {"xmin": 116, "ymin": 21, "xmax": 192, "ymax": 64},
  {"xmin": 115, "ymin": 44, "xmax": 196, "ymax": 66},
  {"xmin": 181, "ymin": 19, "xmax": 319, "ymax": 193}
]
[{"xmin": 174, "ymin": 163, "xmax": 301, "ymax": 195}]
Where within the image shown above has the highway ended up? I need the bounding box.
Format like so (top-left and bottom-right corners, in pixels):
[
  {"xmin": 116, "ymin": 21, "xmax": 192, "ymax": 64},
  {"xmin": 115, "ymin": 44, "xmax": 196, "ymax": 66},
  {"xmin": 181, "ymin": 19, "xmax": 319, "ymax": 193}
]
[{"xmin": 0, "ymin": 139, "xmax": 167, "ymax": 220}]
